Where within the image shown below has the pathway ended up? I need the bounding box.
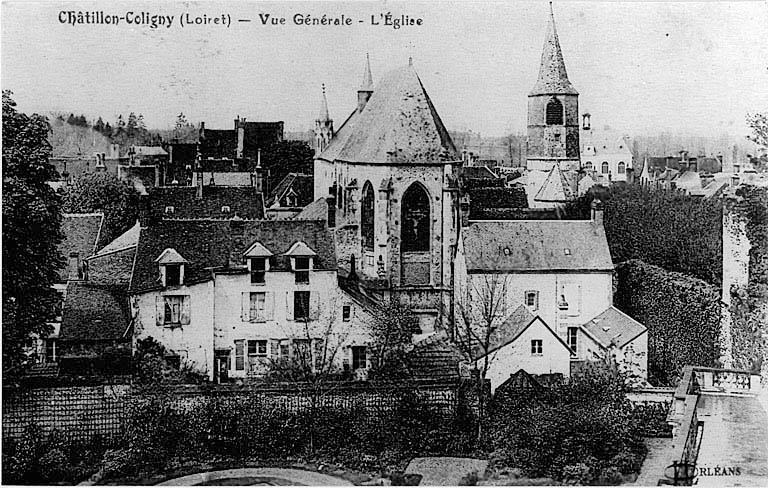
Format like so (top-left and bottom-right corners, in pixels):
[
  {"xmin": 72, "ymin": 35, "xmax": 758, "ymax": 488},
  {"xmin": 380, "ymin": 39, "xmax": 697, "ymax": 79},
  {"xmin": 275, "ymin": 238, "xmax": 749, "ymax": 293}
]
[{"xmin": 156, "ymin": 468, "xmax": 353, "ymax": 486}]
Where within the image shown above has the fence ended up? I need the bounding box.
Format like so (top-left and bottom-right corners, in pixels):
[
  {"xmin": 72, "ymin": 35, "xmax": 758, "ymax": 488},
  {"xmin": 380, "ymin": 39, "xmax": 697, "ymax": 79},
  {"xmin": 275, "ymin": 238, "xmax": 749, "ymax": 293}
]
[{"xmin": 2, "ymin": 380, "xmax": 472, "ymax": 445}]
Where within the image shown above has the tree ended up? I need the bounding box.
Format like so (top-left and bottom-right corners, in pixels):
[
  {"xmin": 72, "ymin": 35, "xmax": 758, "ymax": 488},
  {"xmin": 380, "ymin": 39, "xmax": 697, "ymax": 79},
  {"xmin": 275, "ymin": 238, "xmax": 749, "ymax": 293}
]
[
  {"xmin": 62, "ymin": 172, "xmax": 140, "ymax": 245},
  {"xmin": 747, "ymin": 112, "xmax": 768, "ymax": 149},
  {"xmin": 94, "ymin": 117, "xmax": 105, "ymax": 134},
  {"xmin": 453, "ymin": 273, "xmax": 515, "ymax": 438},
  {"xmin": 259, "ymin": 140, "xmax": 314, "ymax": 190},
  {"xmin": 367, "ymin": 298, "xmax": 420, "ymax": 378},
  {"xmin": 2, "ymin": 91, "xmax": 64, "ymax": 379}
]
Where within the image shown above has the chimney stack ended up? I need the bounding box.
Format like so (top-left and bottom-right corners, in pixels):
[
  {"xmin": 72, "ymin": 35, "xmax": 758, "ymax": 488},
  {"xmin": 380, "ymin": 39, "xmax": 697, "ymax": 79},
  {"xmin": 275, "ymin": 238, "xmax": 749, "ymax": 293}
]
[
  {"xmin": 591, "ymin": 198, "xmax": 604, "ymax": 227},
  {"xmin": 196, "ymin": 163, "xmax": 204, "ymax": 200},
  {"xmin": 460, "ymin": 194, "xmax": 470, "ymax": 228},
  {"xmin": 236, "ymin": 117, "xmax": 245, "ymax": 159}
]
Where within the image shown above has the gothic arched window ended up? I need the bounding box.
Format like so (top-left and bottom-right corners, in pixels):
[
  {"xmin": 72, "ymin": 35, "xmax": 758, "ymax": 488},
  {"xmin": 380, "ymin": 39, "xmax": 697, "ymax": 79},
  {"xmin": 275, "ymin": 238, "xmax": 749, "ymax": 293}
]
[
  {"xmin": 618, "ymin": 162, "xmax": 626, "ymax": 174},
  {"xmin": 546, "ymin": 98, "xmax": 563, "ymax": 125},
  {"xmin": 401, "ymin": 183, "xmax": 430, "ymax": 252},
  {"xmin": 361, "ymin": 181, "xmax": 375, "ymax": 250},
  {"xmin": 585, "ymin": 161, "xmax": 593, "ymax": 171},
  {"xmin": 602, "ymin": 162, "xmax": 610, "ymax": 174}
]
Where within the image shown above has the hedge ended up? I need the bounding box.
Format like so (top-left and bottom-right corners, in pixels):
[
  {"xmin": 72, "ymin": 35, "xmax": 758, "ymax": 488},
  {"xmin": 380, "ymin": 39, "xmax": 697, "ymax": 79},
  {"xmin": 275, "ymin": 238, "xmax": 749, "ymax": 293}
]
[
  {"xmin": 565, "ymin": 184, "xmax": 722, "ymax": 286},
  {"xmin": 614, "ymin": 260, "xmax": 721, "ymax": 386}
]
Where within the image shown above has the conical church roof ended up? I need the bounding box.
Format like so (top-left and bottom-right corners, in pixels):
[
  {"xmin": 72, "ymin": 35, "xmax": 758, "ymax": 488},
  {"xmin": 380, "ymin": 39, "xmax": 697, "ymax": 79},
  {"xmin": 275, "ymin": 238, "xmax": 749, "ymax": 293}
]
[
  {"xmin": 530, "ymin": 3, "xmax": 578, "ymax": 96},
  {"xmin": 323, "ymin": 64, "xmax": 458, "ymax": 165},
  {"xmin": 534, "ymin": 163, "xmax": 577, "ymax": 202}
]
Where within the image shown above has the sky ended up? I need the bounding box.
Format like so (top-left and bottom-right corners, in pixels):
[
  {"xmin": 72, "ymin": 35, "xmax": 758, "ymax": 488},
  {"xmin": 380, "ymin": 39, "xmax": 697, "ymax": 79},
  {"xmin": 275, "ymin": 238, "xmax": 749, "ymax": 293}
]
[{"xmin": 2, "ymin": 0, "xmax": 767, "ymax": 138}]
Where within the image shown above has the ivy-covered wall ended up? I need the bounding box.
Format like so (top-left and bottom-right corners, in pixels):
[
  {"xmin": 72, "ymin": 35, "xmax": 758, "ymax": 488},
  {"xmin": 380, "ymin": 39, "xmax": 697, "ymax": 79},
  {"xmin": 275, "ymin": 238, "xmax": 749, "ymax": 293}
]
[
  {"xmin": 565, "ymin": 184, "xmax": 722, "ymax": 286},
  {"xmin": 614, "ymin": 260, "xmax": 721, "ymax": 386},
  {"xmin": 728, "ymin": 186, "xmax": 768, "ymax": 374}
]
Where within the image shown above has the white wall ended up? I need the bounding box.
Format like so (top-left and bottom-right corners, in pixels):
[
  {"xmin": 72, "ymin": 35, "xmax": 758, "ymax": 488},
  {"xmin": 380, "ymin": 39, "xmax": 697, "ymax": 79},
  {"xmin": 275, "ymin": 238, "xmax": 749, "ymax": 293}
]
[
  {"xmin": 479, "ymin": 317, "xmax": 572, "ymax": 392},
  {"xmin": 133, "ymin": 281, "xmax": 215, "ymax": 376}
]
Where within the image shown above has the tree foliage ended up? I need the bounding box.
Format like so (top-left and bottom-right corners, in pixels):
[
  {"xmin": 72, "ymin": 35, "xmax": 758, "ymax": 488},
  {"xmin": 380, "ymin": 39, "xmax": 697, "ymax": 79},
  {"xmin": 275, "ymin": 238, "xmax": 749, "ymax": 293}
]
[
  {"xmin": 614, "ymin": 260, "xmax": 721, "ymax": 385},
  {"xmin": 565, "ymin": 183, "xmax": 722, "ymax": 285},
  {"xmin": 259, "ymin": 140, "xmax": 314, "ymax": 190},
  {"xmin": 62, "ymin": 171, "xmax": 140, "ymax": 245},
  {"xmin": 485, "ymin": 364, "xmax": 646, "ymax": 484},
  {"xmin": 747, "ymin": 112, "xmax": 768, "ymax": 149},
  {"xmin": 367, "ymin": 298, "xmax": 420, "ymax": 379},
  {"xmin": 2, "ymin": 91, "xmax": 64, "ymax": 378},
  {"xmin": 728, "ymin": 185, "xmax": 768, "ymax": 372}
]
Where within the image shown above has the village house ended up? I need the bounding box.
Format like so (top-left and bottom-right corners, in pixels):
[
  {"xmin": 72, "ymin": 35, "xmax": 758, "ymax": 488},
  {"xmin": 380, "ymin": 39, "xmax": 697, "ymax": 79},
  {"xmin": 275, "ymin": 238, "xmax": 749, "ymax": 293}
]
[
  {"xmin": 580, "ymin": 117, "xmax": 635, "ymax": 184},
  {"xmin": 129, "ymin": 218, "xmax": 373, "ymax": 382},
  {"xmin": 266, "ymin": 172, "xmax": 314, "ymax": 220}
]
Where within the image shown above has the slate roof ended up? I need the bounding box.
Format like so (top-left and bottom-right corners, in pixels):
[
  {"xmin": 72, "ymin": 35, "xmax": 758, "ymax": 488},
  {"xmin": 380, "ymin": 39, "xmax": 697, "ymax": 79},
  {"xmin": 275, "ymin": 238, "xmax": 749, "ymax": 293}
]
[
  {"xmin": 462, "ymin": 165, "xmax": 498, "ymax": 179},
  {"xmin": 59, "ymin": 282, "xmax": 130, "ymax": 342},
  {"xmin": 462, "ymin": 220, "xmax": 613, "ymax": 272},
  {"xmin": 320, "ymin": 65, "xmax": 459, "ymax": 165},
  {"xmin": 530, "ymin": 4, "xmax": 578, "ymax": 96},
  {"xmin": 147, "ymin": 186, "xmax": 265, "ymax": 220},
  {"xmin": 129, "ymin": 219, "xmax": 336, "ymax": 294},
  {"xmin": 267, "ymin": 173, "xmax": 314, "ymax": 207},
  {"xmin": 91, "ymin": 221, "xmax": 140, "ymax": 257},
  {"xmin": 467, "ymin": 305, "xmax": 572, "ymax": 361},
  {"xmin": 534, "ymin": 164, "xmax": 577, "ymax": 202},
  {"xmin": 132, "ymin": 146, "xmax": 168, "ymax": 157},
  {"xmin": 59, "ymin": 213, "xmax": 105, "ymax": 281},
  {"xmin": 293, "ymin": 198, "xmax": 329, "ymax": 221},
  {"xmin": 582, "ymin": 306, "xmax": 647, "ymax": 349}
]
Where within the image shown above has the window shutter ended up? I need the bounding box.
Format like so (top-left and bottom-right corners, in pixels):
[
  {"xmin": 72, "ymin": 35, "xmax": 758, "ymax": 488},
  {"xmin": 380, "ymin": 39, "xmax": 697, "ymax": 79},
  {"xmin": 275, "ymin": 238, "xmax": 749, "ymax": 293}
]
[
  {"xmin": 309, "ymin": 292, "xmax": 320, "ymax": 320},
  {"xmin": 180, "ymin": 296, "xmax": 191, "ymax": 325},
  {"xmin": 286, "ymin": 292, "xmax": 294, "ymax": 321},
  {"xmin": 266, "ymin": 292, "xmax": 275, "ymax": 320},
  {"xmin": 269, "ymin": 339, "xmax": 280, "ymax": 362},
  {"xmin": 241, "ymin": 292, "xmax": 248, "ymax": 322},
  {"xmin": 155, "ymin": 296, "xmax": 164, "ymax": 326}
]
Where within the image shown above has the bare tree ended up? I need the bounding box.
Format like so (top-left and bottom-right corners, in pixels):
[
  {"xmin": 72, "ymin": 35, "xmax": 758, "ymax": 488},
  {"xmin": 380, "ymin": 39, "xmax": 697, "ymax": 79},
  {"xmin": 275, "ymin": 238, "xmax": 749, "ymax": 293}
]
[
  {"xmin": 452, "ymin": 273, "xmax": 514, "ymax": 437},
  {"xmin": 367, "ymin": 297, "xmax": 420, "ymax": 379}
]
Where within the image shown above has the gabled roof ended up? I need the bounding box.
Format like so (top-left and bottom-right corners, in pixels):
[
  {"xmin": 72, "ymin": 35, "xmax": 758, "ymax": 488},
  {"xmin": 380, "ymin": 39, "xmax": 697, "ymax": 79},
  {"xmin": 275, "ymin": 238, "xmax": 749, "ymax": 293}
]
[
  {"xmin": 267, "ymin": 173, "xmax": 314, "ymax": 208},
  {"xmin": 285, "ymin": 241, "xmax": 317, "ymax": 257},
  {"xmin": 59, "ymin": 213, "xmax": 105, "ymax": 281},
  {"xmin": 59, "ymin": 283, "xmax": 130, "ymax": 342},
  {"xmin": 132, "ymin": 146, "xmax": 168, "ymax": 157},
  {"xmin": 243, "ymin": 241, "xmax": 273, "ymax": 257},
  {"xmin": 529, "ymin": 3, "xmax": 578, "ymax": 96},
  {"xmin": 320, "ymin": 64, "xmax": 459, "ymax": 165},
  {"xmin": 582, "ymin": 306, "xmax": 647, "ymax": 349},
  {"xmin": 91, "ymin": 221, "xmax": 140, "ymax": 258},
  {"xmin": 147, "ymin": 186, "xmax": 265, "ymax": 220},
  {"xmin": 534, "ymin": 163, "xmax": 577, "ymax": 202},
  {"xmin": 462, "ymin": 165, "xmax": 498, "ymax": 179},
  {"xmin": 130, "ymin": 220, "xmax": 336, "ymax": 294},
  {"xmin": 155, "ymin": 248, "xmax": 189, "ymax": 264},
  {"xmin": 469, "ymin": 305, "xmax": 573, "ymax": 361},
  {"xmin": 462, "ymin": 219, "xmax": 613, "ymax": 272}
]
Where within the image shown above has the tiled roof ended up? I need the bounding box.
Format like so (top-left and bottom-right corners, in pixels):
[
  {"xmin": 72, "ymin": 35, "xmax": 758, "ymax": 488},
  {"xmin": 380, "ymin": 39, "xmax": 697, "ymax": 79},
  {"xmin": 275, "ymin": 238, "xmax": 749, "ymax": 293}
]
[
  {"xmin": 530, "ymin": 4, "xmax": 578, "ymax": 96},
  {"xmin": 293, "ymin": 198, "xmax": 329, "ymax": 221},
  {"xmin": 462, "ymin": 219, "xmax": 613, "ymax": 272},
  {"xmin": 129, "ymin": 219, "xmax": 336, "ymax": 294},
  {"xmin": 59, "ymin": 213, "xmax": 105, "ymax": 281},
  {"xmin": 267, "ymin": 173, "xmax": 314, "ymax": 208},
  {"xmin": 92, "ymin": 221, "xmax": 140, "ymax": 257},
  {"xmin": 147, "ymin": 186, "xmax": 265, "ymax": 220},
  {"xmin": 132, "ymin": 146, "xmax": 168, "ymax": 157},
  {"xmin": 321, "ymin": 65, "xmax": 458, "ymax": 165},
  {"xmin": 534, "ymin": 164, "xmax": 577, "ymax": 202},
  {"xmin": 582, "ymin": 306, "xmax": 647, "ymax": 349},
  {"xmin": 405, "ymin": 333, "xmax": 463, "ymax": 381},
  {"xmin": 59, "ymin": 282, "xmax": 130, "ymax": 342}
]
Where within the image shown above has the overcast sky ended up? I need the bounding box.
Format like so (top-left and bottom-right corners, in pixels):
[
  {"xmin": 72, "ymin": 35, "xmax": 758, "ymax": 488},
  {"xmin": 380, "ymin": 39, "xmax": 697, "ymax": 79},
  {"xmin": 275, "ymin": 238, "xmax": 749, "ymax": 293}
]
[{"xmin": 2, "ymin": 1, "xmax": 767, "ymax": 138}]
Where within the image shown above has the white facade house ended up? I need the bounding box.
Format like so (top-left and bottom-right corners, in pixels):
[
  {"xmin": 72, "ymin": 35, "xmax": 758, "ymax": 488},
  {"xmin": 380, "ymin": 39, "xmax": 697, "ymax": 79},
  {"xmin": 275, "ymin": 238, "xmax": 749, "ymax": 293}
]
[
  {"xmin": 580, "ymin": 128, "xmax": 634, "ymax": 183},
  {"xmin": 454, "ymin": 203, "xmax": 648, "ymax": 384},
  {"xmin": 129, "ymin": 219, "xmax": 373, "ymax": 382}
]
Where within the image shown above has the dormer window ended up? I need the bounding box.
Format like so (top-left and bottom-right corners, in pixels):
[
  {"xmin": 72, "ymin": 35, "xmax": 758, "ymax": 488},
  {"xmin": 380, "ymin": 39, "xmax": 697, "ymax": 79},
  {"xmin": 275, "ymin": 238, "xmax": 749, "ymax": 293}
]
[
  {"xmin": 244, "ymin": 241, "xmax": 273, "ymax": 284},
  {"xmin": 285, "ymin": 241, "xmax": 317, "ymax": 285},
  {"xmin": 165, "ymin": 206, "xmax": 175, "ymax": 215},
  {"xmin": 221, "ymin": 205, "xmax": 231, "ymax": 213},
  {"xmin": 155, "ymin": 248, "xmax": 188, "ymax": 287}
]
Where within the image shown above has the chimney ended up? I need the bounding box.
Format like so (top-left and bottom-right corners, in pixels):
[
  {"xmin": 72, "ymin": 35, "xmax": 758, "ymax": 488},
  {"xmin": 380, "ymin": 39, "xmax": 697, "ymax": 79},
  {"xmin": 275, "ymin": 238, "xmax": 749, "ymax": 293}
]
[
  {"xmin": 138, "ymin": 196, "xmax": 153, "ymax": 227},
  {"xmin": 196, "ymin": 164, "xmax": 204, "ymax": 200},
  {"xmin": 327, "ymin": 196, "xmax": 336, "ymax": 228},
  {"xmin": 591, "ymin": 198, "xmax": 604, "ymax": 227},
  {"xmin": 236, "ymin": 117, "xmax": 245, "ymax": 159},
  {"xmin": 460, "ymin": 194, "xmax": 470, "ymax": 228}
]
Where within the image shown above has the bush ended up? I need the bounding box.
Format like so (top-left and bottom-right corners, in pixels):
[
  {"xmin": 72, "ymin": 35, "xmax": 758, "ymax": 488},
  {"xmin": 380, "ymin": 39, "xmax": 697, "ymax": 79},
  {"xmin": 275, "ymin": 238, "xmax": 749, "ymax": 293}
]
[
  {"xmin": 38, "ymin": 447, "xmax": 69, "ymax": 481},
  {"xmin": 614, "ymin": 260, "xmax": 721, "ymax": 385},
  {"xmin": 484, "ymin": 366, "xmax": 646, "ymax": 485}
]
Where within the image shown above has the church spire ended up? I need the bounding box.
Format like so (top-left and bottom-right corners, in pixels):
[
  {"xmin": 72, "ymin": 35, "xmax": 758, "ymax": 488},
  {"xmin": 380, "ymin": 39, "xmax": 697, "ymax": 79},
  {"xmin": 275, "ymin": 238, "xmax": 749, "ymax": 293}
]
[
  {"xmin": 318, "ymin": 84, "xmax": 331, "ymax": 123},
  {"xmin": 530, "ymin": 2, "xmax": 578, "ymax": 96},
  {"xmin": 357, "ymin": 54, "xmax": 374, "ymax": 112}
]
